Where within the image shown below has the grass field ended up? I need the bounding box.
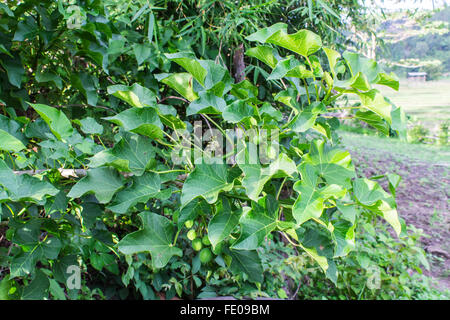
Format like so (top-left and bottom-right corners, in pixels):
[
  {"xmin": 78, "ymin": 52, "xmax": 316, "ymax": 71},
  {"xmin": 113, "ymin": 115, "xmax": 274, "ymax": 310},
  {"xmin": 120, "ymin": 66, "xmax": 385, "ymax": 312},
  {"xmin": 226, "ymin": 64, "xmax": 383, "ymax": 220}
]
[
  {"xmin": 376, "ymin": 79, "xmax": 450, "ymax": 131},
  {"xmin": 339, "ymin": 131, "xmax": 450, "ymax": 164}
]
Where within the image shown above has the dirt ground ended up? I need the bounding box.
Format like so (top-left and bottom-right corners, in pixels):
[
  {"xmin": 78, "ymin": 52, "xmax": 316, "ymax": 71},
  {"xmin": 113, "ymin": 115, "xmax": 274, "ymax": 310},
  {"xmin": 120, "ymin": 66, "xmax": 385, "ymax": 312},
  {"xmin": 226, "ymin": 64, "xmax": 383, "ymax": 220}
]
[{"xmin": 345, "ymin": 139, "xmax": 450, "ymax": 290}]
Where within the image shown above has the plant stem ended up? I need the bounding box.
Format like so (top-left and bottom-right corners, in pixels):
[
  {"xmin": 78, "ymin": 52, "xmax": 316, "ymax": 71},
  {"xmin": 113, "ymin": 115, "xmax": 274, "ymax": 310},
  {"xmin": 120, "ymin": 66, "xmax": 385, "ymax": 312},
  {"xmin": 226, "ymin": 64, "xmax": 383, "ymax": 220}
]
[
  {"xmin": 302, "ymin": 78, "xmax": 311, "ymax": 104},
  {"xmin": 276, "ymin": 177, "xmax": 287, "ymax": 200},
  {"xmin": 172, "ymin": 228, "xmax": 182, "ymax": 246}
]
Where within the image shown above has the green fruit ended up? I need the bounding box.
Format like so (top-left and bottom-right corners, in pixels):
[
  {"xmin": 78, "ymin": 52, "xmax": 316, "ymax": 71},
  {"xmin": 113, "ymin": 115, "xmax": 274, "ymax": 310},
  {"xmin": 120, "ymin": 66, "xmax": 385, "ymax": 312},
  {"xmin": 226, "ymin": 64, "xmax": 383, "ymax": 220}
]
[
  {"xmin": 184, "ymin": 220, "xmax": 194, "ymax": 229},
  {"xmin": 199, "ymin": 248, "xmax": 213, "ymax": 264},
  {"xmin": 192, "ymin": 238, "xmax": 203, "ymax": 251},
  {"xmin": 201, "ymin": 235, "xmax": 211, "ymax": 246},
  {"xmin": 187, "ymin": 229, "xmax": 197, "ymax": 241}
]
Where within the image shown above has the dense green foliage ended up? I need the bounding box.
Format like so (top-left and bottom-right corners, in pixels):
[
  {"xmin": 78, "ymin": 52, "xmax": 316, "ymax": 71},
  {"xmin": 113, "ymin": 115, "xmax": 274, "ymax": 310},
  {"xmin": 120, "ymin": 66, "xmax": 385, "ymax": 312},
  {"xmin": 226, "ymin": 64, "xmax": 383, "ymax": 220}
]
[
  {"xmin": 0, "ymin": 0, "xmax": 438, "ymax": 300},
  {"xmin": 261, "ymin": 216, "xmax": 448, "ymax": 300}
]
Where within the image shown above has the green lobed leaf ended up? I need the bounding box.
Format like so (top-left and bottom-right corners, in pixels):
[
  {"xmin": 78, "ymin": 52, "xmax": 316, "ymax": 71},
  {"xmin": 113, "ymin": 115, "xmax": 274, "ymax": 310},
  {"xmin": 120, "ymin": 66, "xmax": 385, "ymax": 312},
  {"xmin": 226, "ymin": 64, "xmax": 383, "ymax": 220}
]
[
  {"xmin": 2, "ymin": 56, "xmax": 24, "ymax": 88},
  {"xmin": 107, "ymin": 173, "xmax": 161, "ymax": 214},
  {"xmin": 266, "ymin": 29, "xmax": 322, "ymax": 57},
  {"xmin": 198, "ymin": 60, "xmax": 233, "ymax": 96},
  {"xmin": 353, "ymin": 178, "xmax": 401, "ymax": 236},
  {"xmin": 88, "ymin": 133, "xmax": 156, "ymax": 176},
  {"xmin": 336, "ymin": 202, "xmax": 358, "ymax": 225},
  {"xmin": 227, "ymin": 248, "xmax": 263, "ymax": 284},
  {"xmin": 0, "ymin": 129, "xmax": 26, "ymax": 152},
  {"xmin": 0, "ymin": 115, "xmax": 26, "ymax": 144},
  {"xmin": 107, "ymin": 83, "xmax": 157, "ymax": 108},
  {"xmin": 10, "ymin": 250, "xmax": 42, "ymax": 278},
  {"xmin": 374, "ymin": 72, "xmax": 400, "ymax": 91},
  {"xmin": 343, "ymin": 51, "xmax": 381, "ymax": 82},
  {"xmin": 288, "ymin": 102, "xmax": 326, "ymax": 133},
  {"xmin": 0, "ymin": 277, "xmax": 13, "ymax": 300},
  {"xmin": 342, "ymin": 51, "xmax": 399, "ymax": 91},
  {"xmin": 67, "ymin": 167, "xmax": 123, "ymax": 203},
  {"xmin": 181, "ymin": 164, "xmax": 235, "ymax": 206},
  {"xmin": 302, "ymin": 140, "xmax": 355, "ymax": 188},
  {"xmin": 245, "ymin": 23, "xmax": 287, "ymax": 43},
  {"xmin": 323, "ymin": 47, "xmax": 341, "ymax": 77},
  {"xmin": 165, "ymin": 52, "xmax": 207, "ymax": 86},
  {"xmin": 245, "ymin": 46, "xmax": 278, "ymax": 69},
  {"xmin": 76, "ymin": 117, "xmax": 104, "ymax": 135},
  {"xmin": 357, "ymin": 89, "xmax": 392, "ymax": 124},
  {"xmin": 222, "ymin": 100, "xmax": 254, "ymax": 123},
  {"xmin": 35, "ymin": 68, "xmax": 62, "ymax": 89},
  {"xmin": 187, "ymin": 91, "xmax": 226, "ymax": 116},
  {"xmin": 390, "ymin": 103, "xmax": 407, "ymax": 140},
  {"xmin": 133, "ymin": 43, "xmax": 152, "ymax": 65},
  {"xmin": 335, "ymin": 72, "xmax": 371, "ymax": 92},
  {"xmin": 274, "ymin": 88, "xmax": 300, "ymax": 112},
  {"xmin": 292, "ymin": 164, "xmax": 346, "ymax": 225},
  {"xmin": 72, "ymin": 73, "xmax": 99, "ymax": 106},
  {"xmin": 267, "ymin": 56, "xmax": 300, "ymax": 80},
  {"xmin": 355, "ymin": 110, "xmax": 389, "ymax": 135},
  {"xmin": 237, "ymin": 149, "xmax": 297, "ymax": 201},
  {"xmin": 103, "ymin": 107, "xmax": 163, "ymax": 139},
  {"xmin": 331, "ymin": 220, "xmax": 356, "ymax": 257},
  {"xmin": 230, "ymin": 80, "xmax": 260, "ymax": 103},
  {"xmin": 296, "ymin": 227, "xmax": 338, "ymax": 283},
  {"xmin": 28, "ymin": 103, "xmax": 73, "ymax": 141},
  {"xmin": 0, "ymin": 159, "xmax": 58, "ymax": 202},
  {"xmin": 387, "ymin": 173, "xmax": 401, "ymax": 197},
  {"xmin": 259, "ymin": 103, "xmax": 282, "ymax": 121},
  {"xmin": 207, "ymin": 197, "xmax": 241, "ymax": 249},
  {"xmin": 231, "ymin": 195, "xmax": 279, "ymax": 250},
  {"xmin": 21, "ymin": 269, "xmax": 49, "ymax": 300},
  {"xmin": 156, "ymin": 73, "xmax": 198, "ymax": 101},
  {"xmin": 118, "ymin": 212, "xmax": 182, "ymax": 268}
]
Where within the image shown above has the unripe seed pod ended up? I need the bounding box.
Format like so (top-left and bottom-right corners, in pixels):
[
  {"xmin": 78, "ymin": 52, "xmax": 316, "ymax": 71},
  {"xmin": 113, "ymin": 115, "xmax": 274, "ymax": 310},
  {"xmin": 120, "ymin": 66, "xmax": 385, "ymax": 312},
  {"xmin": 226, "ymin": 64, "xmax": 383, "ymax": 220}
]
[
  {"xmin": 187, "ymin": 229, "xmax": 197, "ymax": 241},
  {"xmin": 192, "ymin": 238, "xmax": 203, "ymax": 251},
  {"xmin": 199, "ymin": 248, "xmax": 213, "ymax": 263},
  {"xmin": 184, "ymin": 220, "xmax": 194, "ymax": 228},
  {"xmin": 202, "ymin": 235, "xmax": 211, "ymax": 246}
]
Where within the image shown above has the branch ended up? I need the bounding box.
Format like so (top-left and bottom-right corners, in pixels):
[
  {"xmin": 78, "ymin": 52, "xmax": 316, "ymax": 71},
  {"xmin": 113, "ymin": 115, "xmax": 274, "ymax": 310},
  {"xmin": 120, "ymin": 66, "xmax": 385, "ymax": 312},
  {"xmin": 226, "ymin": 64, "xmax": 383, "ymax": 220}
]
[
  {"xmin": 52, "ymin": 104, "xmax": 116, "ymax": 113},
  {"xmin": 157, "ymin": 96, "xmax": 189, "ymax": 104},
  {"xmin": 13, "ymin": 168, "xmax": 132, "ymax": 178},
  {"xmin": 232, "ymin": 43, "xmax": 245, "ymax": 83},
  {"xmin": 13, "ymin": 168, "xmax": 87, "ymax": 177},
  {"xmin": 12, "ymin": 168, "xmax": 187, "ymax": 180}
]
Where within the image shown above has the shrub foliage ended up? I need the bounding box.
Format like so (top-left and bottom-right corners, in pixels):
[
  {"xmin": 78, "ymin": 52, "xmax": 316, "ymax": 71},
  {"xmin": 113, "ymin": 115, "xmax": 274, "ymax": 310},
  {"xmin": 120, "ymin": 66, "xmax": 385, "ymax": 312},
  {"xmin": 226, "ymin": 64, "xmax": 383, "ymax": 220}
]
[{"xmin": 0, "ymin": 1, "xmax": 413, "ymax": 299}]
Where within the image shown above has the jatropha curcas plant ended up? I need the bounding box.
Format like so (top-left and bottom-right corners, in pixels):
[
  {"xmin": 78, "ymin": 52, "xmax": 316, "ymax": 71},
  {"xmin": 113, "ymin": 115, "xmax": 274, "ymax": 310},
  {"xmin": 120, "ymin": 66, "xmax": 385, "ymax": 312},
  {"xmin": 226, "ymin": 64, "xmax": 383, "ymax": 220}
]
[{"xmin": 0, "ymin": 23, "xmax": 406, "ymax": 298}]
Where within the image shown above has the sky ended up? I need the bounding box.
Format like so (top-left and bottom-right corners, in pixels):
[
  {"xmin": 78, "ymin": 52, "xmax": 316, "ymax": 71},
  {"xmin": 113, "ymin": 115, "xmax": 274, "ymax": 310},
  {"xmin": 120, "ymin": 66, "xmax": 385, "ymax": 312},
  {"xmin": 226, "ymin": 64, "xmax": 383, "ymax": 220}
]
[{"xmin": 369, "ymin": 0, "xmax": 450, "ymax": 11}]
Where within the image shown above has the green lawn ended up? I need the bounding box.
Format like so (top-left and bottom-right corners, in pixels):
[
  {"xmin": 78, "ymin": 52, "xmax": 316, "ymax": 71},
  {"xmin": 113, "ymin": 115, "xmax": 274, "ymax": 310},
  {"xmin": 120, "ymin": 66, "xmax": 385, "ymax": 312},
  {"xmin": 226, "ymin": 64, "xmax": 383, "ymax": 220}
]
[
  {"xmin": 339, "ymin": 131, "xmax": 450, "ymax": 164},
  {"xmin": 341, "ymin": 79, "xmax": 450, "ymax": 131},
  {"xmin": 376, "ymin": 79, "xmax": 450, "ymax": 130}
]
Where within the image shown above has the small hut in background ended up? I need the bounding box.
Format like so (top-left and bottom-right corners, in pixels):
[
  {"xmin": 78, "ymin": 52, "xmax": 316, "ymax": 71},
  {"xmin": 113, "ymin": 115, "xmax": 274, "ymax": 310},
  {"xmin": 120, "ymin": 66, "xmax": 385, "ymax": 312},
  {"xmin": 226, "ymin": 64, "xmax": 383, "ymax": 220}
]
[{"xmin": 407, "ymin": 72, "xmax": 427, "ymax": 81}]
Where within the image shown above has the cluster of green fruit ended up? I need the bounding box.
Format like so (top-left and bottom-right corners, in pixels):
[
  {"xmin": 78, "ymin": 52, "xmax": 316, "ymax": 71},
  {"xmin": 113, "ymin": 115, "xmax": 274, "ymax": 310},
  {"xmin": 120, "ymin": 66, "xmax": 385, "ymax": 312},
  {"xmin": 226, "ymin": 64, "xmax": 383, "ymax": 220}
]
[{"xmin": 185, "ymin": 220, "xmax": 223, "ymax": 264}]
